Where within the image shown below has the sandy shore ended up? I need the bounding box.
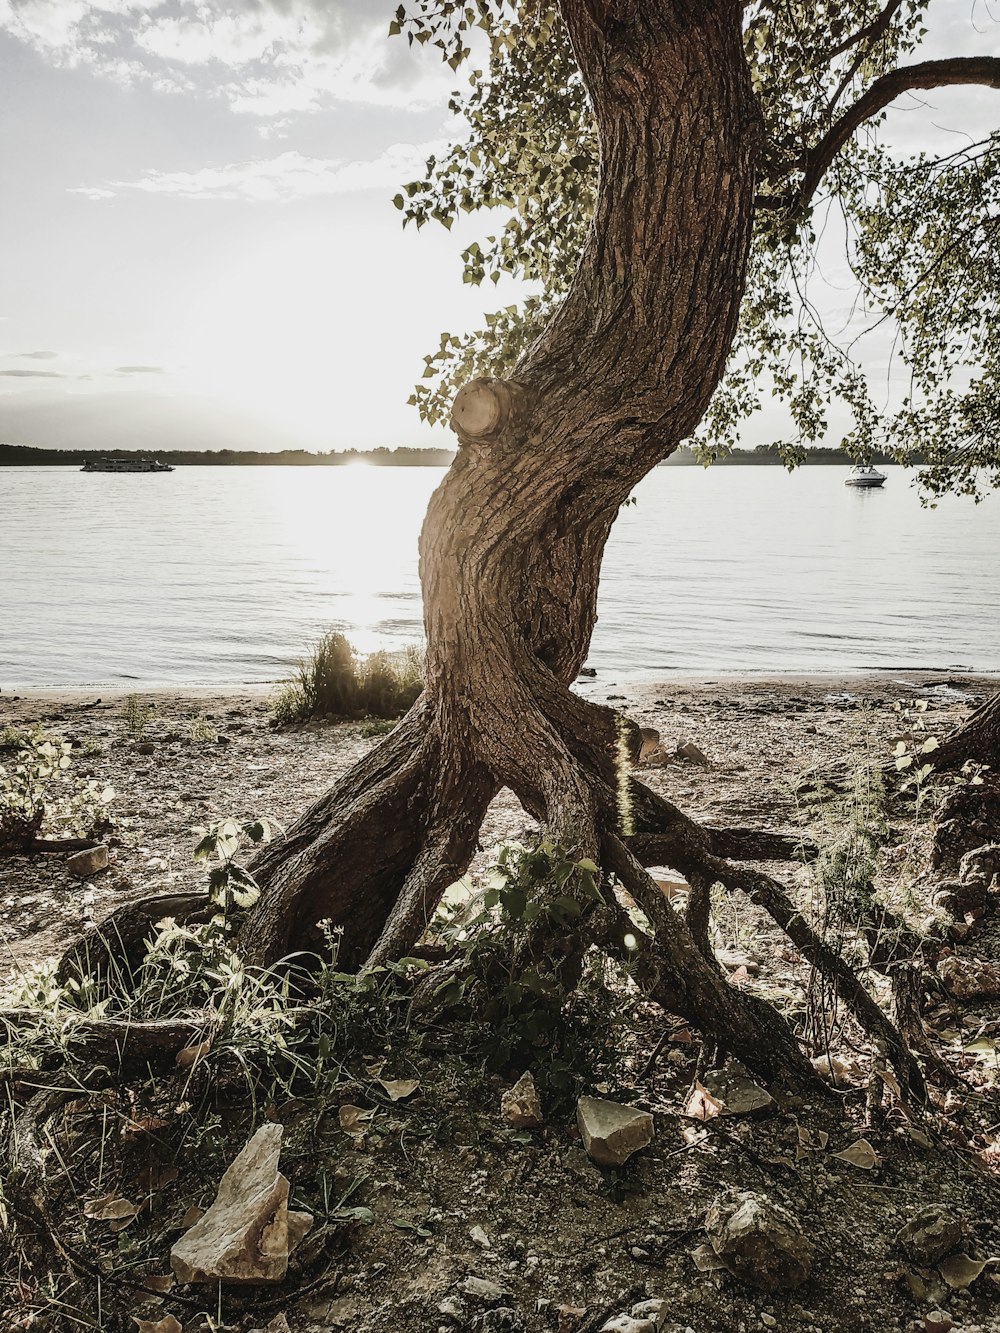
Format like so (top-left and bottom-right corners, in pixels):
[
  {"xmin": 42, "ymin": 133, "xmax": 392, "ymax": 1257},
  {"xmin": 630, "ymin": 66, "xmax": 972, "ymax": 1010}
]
[{"xmin": 1, "ymin": 671, "xmax": 995, "ymax": 980}]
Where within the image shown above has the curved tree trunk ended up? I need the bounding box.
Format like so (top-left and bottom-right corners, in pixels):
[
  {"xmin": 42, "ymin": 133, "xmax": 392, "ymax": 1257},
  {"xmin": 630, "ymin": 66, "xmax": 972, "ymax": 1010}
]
[
  {"xmin": 236, "ymin": 1, "xmax": 827, "ymax": 1086},
  {"xmin": 933, "ymin": 689, "xmax": 1000, "ymax": 772}
]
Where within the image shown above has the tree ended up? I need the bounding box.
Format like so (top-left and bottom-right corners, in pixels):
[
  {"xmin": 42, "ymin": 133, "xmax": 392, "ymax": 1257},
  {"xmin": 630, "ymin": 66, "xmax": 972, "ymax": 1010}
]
[{"xmin": 99, "ymin": 2, "xmax": 1000, "ymax": 1093}]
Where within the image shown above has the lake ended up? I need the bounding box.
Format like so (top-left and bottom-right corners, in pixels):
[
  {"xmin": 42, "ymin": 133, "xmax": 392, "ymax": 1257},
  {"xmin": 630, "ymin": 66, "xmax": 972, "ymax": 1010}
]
[{"xmin": 1, "ymin": 464, "xmax": 997, "ymax": 687}]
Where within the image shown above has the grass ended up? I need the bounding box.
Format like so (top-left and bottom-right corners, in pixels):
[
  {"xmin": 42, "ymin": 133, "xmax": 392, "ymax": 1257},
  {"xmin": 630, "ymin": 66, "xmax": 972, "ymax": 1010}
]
[
  {"xmin": 272, "ymin": 631, "xmax": 424, "ymax": 725},
  {"xmin": 120, "ymin": 693, "xmax": 155, "ymax": 740}
]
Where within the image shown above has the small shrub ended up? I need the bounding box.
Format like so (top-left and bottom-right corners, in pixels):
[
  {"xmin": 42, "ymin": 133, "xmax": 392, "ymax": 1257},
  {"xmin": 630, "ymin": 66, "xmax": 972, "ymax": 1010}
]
[
  {"xmin": 0, "ymin": 735, "xmax": 114, "ymax": 851},
  {"xmin": 272, "ymin": 632, "xmax": 424, "ymax": 724},
  {"xmin": 188, "ymin": 714, "xmax": 218, "ymax": 744},
  {"xmin": 121, "ymin": 693, "xmax": 155, "ymax": 739}
]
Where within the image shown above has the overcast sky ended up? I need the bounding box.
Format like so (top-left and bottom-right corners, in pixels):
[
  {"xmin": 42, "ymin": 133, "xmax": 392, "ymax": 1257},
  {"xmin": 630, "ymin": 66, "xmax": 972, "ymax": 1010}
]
[{"xmin": 0, "ymin": 1, "xmax": 996, "ymax": 454}]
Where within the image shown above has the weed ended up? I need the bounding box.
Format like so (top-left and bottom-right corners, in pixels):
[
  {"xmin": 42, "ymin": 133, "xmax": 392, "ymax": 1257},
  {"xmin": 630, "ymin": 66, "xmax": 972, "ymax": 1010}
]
[
  {"xmin": 188, "ymin": 713, "xmax": 219, "ymax": 744},
  {"xmin": 429, "ymin": 839, "xmax": 620, "ymax": 1096},
  {"xmin": 0, "ymin": 734, "xmax": 114, "ymax": 851},
  {"xmin": 271, "ymin": 631, "xmax": 423, "ymax": 724},
  {"xmin": 120, "ymin": 693, "xmax": 155, "ymax": 740}
]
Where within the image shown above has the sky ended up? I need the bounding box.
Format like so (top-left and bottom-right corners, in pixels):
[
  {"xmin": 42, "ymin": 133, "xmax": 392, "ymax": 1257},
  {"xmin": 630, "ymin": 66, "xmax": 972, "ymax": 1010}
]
[{"xmin": 0, "ymin": 1, "xmax": 996, "ymax": 455}]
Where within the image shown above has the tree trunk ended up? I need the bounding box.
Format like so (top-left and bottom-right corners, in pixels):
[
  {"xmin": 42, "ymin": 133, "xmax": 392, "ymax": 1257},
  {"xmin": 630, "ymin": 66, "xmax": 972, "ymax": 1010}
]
[
  {"xmin": 238, "ymin": 1, "xmax": 824, "ymax": 1084},
  {"xmin": 933, "ymin": 689, "xmax": 1000, "ymax": 772}
]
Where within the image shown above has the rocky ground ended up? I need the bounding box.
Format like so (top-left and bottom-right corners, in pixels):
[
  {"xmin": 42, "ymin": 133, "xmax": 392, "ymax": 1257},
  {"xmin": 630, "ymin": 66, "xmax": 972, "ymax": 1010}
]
[{"xmin": 2, "ymin": 672, "xmax": 1000, "ymax": 1333}]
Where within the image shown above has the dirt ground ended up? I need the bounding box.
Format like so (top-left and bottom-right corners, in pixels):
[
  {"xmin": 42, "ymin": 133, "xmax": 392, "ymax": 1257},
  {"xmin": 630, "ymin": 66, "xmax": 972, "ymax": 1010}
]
[{"xmin": 2, "ymin": 672, "xmax": 1000, "ymax": 1333}]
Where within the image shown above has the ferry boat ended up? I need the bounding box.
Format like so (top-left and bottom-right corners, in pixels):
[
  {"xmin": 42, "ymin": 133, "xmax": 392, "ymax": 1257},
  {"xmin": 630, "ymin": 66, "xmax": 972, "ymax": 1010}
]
[
  {"xmin": 844, "ymin": 463, "xmax": 886, "ymax": 488},
  {"xmin": 81, "ymin": 457, "xmax": 174, "ymax": 473}
]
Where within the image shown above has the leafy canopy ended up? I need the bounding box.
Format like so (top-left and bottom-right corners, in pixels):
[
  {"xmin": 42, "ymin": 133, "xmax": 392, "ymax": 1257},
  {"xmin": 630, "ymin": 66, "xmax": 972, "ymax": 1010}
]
[{"xmin": 392, "ymin": 1, "xmax": 999, "ymax": 499}]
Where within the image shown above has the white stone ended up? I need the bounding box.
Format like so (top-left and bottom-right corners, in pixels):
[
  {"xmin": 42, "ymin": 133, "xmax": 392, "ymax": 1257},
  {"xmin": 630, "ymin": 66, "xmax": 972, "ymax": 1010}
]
[{"xmin": 170, "ymin": 1124, "xmax": 311, "ymax": 1285}]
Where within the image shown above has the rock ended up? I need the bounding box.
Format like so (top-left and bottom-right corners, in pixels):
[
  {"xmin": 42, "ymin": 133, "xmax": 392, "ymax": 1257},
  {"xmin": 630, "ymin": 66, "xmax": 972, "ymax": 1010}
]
[
  {"xmin": 931, "ymin": 777, "xmax": 1000, "ymax": 873},
  {"xmin": 66, "ymin": 845, "xmax": 109, "ymax": 877},
  {"xmin": 461, "ymin": 1276, "xmax": 505, "ymax": 1304},
  {"xmin": 715, "ymin": 949, "xmax": 760, "ymax": 975},
  {"xmin": 959, "ymin": 842, "xmax": 1000, "ymax": 892},
  {"xmin": 701, "ymin": 1062, "xmax": 775, "ymax": 1117},
  {"xmin": 895, "ymin": 1206, "xmax": 964, "ymax": 1266},
  {"xmin": 501, "ymin": 1072, "xmax": 543, "ymax": 1130},
  {"xmin": 706, "ymin": 1190, "xmax": 815, "ymax": 1292},
  {"xmin": 170, "ymin": 1124, "xmax": 312, "ymax": 1285},
  {"xmin": 676, "ymin": 739, "xmax": 709, "ymax": 766},
  {"xmin": 578, "ymin": 666, "xmax": 597, "ymax": 677},
  {"xmin": 654, "ymin": 874, "xmax": 689, "ymax": 902},
  {"xmin": 599, "ymin": 1318, "xmax": 655, "ymax": 1333},
  {"xmin": 136, "ymin": 740, "xmax": 156, "ymax": 755},
  {"xmin": 637, "ymin": 728, "xmax": 661, "ymax": 762},
  {"xmin": 576, "ymin": 1096, "xmax": 654, "ymax": 1166},
  {"xmin": 938, "ymin": 953, "xmax": 1000, "ymax": 1000},
  {"xmin": 631, "ymin": 1299, "xmax": 666, "ymax": 1326},
  {"xmin": 438, "ymin": 1295, "xmax": 465, "ymax": 1322}
]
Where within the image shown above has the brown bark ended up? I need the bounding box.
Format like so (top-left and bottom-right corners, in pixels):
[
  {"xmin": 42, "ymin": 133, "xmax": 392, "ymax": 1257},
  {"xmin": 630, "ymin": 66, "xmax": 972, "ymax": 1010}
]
[
  {"xmin": 932, "ymin": 689, "xmax": 1000, "ymax": 772},
  {"xmin": 246, "ymin": 0, "xmax": 761, "ymax": 964},
  {"xmin": 199, "ymin": 0, "xmax": 920, "ymax": 1094}
]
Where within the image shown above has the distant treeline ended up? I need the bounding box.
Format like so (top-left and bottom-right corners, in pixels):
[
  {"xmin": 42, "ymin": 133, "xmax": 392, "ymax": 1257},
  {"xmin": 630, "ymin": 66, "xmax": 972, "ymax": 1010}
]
[
  {"xmin": 663, "ymin": 444, "xmax": 899, "ymax": 466},
  {"xmin": 1, "ymin": 441, "xmax": 899, "ymax": 467},
  {"xmin": 0, "ymin": 444, "xmax": 456, "ymax": 467}
]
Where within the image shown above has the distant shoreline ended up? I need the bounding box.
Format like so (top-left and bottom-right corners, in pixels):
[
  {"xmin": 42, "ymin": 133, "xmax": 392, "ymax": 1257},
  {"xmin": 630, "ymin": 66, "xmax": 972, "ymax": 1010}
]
[{"xmin": 0, "ymin": 443, "xmax": 902, "ymax": 468}]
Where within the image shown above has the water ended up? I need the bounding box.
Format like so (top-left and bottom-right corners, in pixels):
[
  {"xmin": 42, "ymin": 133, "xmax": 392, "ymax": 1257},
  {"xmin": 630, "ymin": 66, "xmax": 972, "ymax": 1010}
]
[{"xmin": 0, "ymin": 464, "xmax": 997, "ymax": 687}]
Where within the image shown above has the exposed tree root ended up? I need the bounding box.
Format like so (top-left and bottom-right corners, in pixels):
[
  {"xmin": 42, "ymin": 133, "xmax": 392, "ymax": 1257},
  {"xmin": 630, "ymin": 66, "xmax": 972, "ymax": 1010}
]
[
  {"xmin": 57, "ymin": 889, "xmax": 211, "ymax": 985},
  {"xmin": 41, "ymin": 680, "xmax": 938, "ymax": 1108},
  {"xmin": 1, "ymin": 1007, "xmax": 216, "ymax": 1075},
  {"xmin": 1, "ymin": 836, "xmax": 102, "ymax": 857}
]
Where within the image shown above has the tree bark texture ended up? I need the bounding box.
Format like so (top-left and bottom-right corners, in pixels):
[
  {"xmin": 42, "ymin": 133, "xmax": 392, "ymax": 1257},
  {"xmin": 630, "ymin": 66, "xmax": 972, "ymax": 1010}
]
[
  {"xmin": 232, "ymin": 2, "xmax": 853, "ymax": 1087},
  {"xmin": 933, "ymin": 690, "xmax": 1000, "ymax": 772}
]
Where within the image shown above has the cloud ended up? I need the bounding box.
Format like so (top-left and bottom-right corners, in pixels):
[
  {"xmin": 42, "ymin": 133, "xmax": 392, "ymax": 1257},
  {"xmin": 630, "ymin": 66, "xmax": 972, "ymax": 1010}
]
[
  {"xmin": 17, "ymin": 349, "xmax": 60, "ymax": 359},
  {"xmin": 0, "ymin": 1, "xmax": 451, "ymax": 117},
  {"xmin": 0, "ymin": 368, "xmax": 67, "ymax": 377},
  {"xmin": 72, "ymin": 142, "xmax": 440, "ymax": 202},
  {"xmin": 115, "ymin": 363, "xmax": 165, "ymax": 373}
]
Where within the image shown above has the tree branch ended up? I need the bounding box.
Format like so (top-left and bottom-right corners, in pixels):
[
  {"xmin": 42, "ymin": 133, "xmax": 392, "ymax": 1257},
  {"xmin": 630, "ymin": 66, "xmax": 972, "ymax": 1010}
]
[
  {"xmin": 798, "ymin": 57, "xmax": 1000, "ymax": 210},
  {"xmin": 825, "ymin": 0, "xmax": 905, "ymax": 62}
]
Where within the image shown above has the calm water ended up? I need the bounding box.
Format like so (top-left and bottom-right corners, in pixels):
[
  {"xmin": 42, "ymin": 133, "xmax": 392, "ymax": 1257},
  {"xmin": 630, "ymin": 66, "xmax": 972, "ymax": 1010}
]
[{"xmin": 1, "ymin": 465, "xmax": 997, "ymax": 687}]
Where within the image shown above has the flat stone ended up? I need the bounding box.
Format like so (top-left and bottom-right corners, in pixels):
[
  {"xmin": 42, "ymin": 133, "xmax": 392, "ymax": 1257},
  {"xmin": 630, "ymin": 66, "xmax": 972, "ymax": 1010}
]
[
  {"xmin": 66, "ymin": 845, "xmax": 109, "ymax": 877},
  {"xmin": 577, "ymin": 1096, "xmax": 654, "ymax": 1166},
  {"xmin": 715, "ymin": 949, "xmax": 760, "ymax": 975},
  {"xmin": 171, "ymin": 1124, "xmax": 309, "ymax": 1285},
  {"xmin": 676, "ymin": 740, "xmax": 709, "ymax": 765},
  {"xmin": 461, "ymin": 1276, "xmax": 505, "ymax": 1304},
  {"xmin": 706, "ymin": 1190, "xmax": 814, "ymax": 1292},
  {"xmin": 500, "ymin": 1072, "xmax": 543, "ymax": 1130},
  {"xmin": 701, "ymin": 1062, "xmax": 775, "ymax": 1117},
  {"xmin": 896, "ymin": 1206, "xmax": 964, "ymax": 1267}
]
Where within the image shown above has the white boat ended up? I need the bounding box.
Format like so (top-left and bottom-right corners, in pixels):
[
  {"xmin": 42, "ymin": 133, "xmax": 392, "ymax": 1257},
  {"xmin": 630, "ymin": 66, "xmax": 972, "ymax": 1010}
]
[
  {"xmin": 844, "ymin": 464, "xmax": 886, "ymax": 488},
  {"xmin": 81, "ymin": 457, "xmax": 174, "ymax": 473}
]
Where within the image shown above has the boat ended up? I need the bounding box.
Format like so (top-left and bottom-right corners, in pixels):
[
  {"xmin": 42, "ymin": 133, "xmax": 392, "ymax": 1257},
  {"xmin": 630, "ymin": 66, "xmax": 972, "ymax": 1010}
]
[
  {"xmin": 81, "ymin": 457, "xmax": 174, "ymax": 473},
  {"xmin": 844, "ymin": 463, "xmax": 886, "ymax": 488}
]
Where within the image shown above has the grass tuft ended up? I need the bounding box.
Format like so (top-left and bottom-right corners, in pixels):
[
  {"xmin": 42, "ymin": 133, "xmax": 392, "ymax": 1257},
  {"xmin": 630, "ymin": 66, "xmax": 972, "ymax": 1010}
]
[{"xmin": 271, "ymin": 631, "xmax": 423, "ymax": 724}]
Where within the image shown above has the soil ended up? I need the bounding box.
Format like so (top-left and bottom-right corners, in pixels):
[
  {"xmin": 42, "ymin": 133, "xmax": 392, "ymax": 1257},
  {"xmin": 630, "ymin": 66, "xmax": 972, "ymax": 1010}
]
[{"xmin": 2, "ymin": 672, "xmax": 1000, "ymax": 1333}]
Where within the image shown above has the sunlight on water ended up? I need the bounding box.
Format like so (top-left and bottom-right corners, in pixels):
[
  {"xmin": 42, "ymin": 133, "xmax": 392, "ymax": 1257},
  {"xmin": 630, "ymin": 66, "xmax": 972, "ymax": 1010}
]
[{"xmin": 0, "ymin": 464, "xmax": 997, "ymax": 686}]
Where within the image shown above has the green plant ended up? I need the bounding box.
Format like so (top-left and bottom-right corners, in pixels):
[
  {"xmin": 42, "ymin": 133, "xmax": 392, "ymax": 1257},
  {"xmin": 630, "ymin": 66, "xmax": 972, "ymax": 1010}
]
[
  {"xmin": 272, "ymin": 631, "xmax": 424, "ymax": 724},
  {"xmin": 120, "ymin": 693, "xmax": 155, "ymax": 740},
  {"xmin": 188, "ymin": 713, "xmax": 219, "ymax": 744},
  {"xmin": 0, "ymin": 735, "xmax": 114, "ymax": 851},
  {"xmin": 431, "ymin": 839, "xmax": 614, "ymax": 1091}
]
